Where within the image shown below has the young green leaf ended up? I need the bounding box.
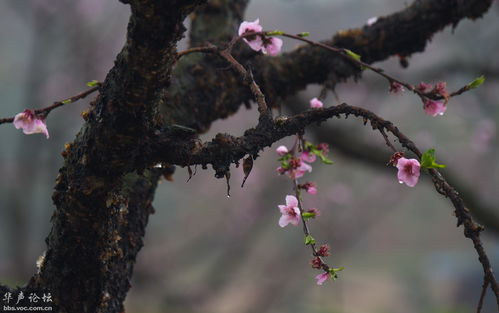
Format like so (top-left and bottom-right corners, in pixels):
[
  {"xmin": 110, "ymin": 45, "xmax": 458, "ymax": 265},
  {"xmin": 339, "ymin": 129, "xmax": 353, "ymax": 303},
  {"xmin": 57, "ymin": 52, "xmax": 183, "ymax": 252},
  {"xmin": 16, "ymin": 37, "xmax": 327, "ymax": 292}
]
[
  {"xmin": 297, "ymin": 32, "xmax": 310, "ymax": 37},
  {"xmin": 466, "ymin": 75, "xmax": 485, "ymax": 90},
  {"xmin": 304, "ymin": 235, "xmax": 316, "ymax": 245},
  {"xmin": 302, "ymin": 212, "xmax": 316, "ymax": 220},
  {"xmin": 344, "ymin": 49, "xmax": 361, "ymax": 61},
  {"xmin": 86, "ymin": 80, "xmax": 99, "ymax": 87},
  {"xmin": 61, "ymin": 99, "xmax": 72, "ymax": 104},
  {"xmin": 265, "ymin": 30, "xmax": 284, "ymax": 36},
  {"xmin": 318, "ymin": 153, "xmax": 333, "ymax": 165},
  {"xmin": 328, "ymin": 267, "xmax": 345, "ymax": 280},
  {"xmin": 420, "ymin": 148, "xmax": 446, "ymax": 169}
]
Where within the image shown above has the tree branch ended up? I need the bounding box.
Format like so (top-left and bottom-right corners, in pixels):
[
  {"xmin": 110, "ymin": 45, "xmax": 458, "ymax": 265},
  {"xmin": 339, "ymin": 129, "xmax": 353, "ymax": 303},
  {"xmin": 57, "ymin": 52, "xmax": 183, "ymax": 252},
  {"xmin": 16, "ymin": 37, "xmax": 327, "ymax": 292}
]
[
  {"xmin": 152, "ymin": 102, "xmax": 499, "ymax": 306},
  {"xmin": 168, "ymin": 0, "xmax": 493, "ymax": 132},
  {"xmin": 0, "ymin": 85, "xmax": 100, "ymax": 125},
  {"xmin": 285, "ymin": 99, "xmax": 499, "ymax": 236}
]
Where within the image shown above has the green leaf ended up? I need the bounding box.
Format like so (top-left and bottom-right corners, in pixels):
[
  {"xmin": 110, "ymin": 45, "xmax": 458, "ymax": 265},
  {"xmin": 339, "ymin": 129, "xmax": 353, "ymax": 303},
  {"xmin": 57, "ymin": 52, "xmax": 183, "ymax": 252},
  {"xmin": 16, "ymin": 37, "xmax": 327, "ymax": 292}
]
[
  {"xmin": 265, "ymin": 30, "xmax": 284, "ymax": 36},
  {"xmin": 302, "ymin": 212, "xmax": 316, "ymax": 220},
  {"xmin": 328, "ymin": 267, "xmax": 345, "ymax": 280},
  {"xmin": 344, "ymin": 49, "xmax": 361, "ymax": 61},
  {"xmin": 466, "ymin": 75, "xmax": 485, "ymax": 90},
  {"xmin": 86, "ymin": 80, "xmax": 99, "ymax": 87},
  {"xmin": 318, "ymin": 153, "xmax": 333, "ymax": 165},
  {"xmin": 420, "ymin": 148, "xmax": 446, "ymax": 169},
  {"xmin": 329, "ymin": 267, "xmax": 345, "ymax": 273},
  {"xmin": 61, "ymin": 99, "xmax": 72, "ymax": 104},
  {"xmin": 297, "ymin": 32, "xmax": 310, "ymax": 37},
  {"xmin": 304, "ymin": 235, "xmax": 316, "ymax": 245}
]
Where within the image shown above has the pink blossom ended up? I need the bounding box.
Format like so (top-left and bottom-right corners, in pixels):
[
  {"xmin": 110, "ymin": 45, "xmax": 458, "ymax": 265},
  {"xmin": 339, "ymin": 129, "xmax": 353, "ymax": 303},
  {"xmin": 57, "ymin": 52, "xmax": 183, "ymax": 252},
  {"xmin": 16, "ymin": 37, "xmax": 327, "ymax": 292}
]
[
  {"xmin": 309, "ymin": 97, "xmax": 324, "ymax": 109},
  {"xmin": 302, "ymin": 182, "xmax": 317, "ymax": 194},
  {"xmin": 13, "ymin": 109, "xmax": 49, "ymax": 139},
  {"xmin": 315, "ymin": 272, "xmax": 329, "ymax": 285},
  {"xmin": 389, "ymin": 82, "xmax": 405, "ymax": 94},
  {"xmin": 291, "ymin": 161, "xmax": 312, "ymax": 179},
  {"xmin": 434, "ymin": 81, "xmax": 449, "ymax": 98},
  {"xmin": 416, "ymin": 82, "xmax": 432, "ymax": 93},
  {"xmin": 307, "ymin": 186, "xmax": 317, "ymax": 194},
  {"xmin": 262, "ymin": 37, "xmax": 283, "ymax": 56},
  {"xmin": 238, "ymin": 19, "xmax": 264, "ymax": 52},
  {"xmin": 300, "ymin": 151, "xmax": 316, "ymax": 163},
  {"xmin": 278, "ymin": 195, "xmax": 301, "ymax": 227},
  {"xmin": 311, "ymin": 257, "xmax": 322, "ymax": 269},
  {"xmin": 396, "ymin": 157, "xmax": 420, "ymax": 187},
  {"xmin": 276, "ymin": 145, "xmax": 289, "ymax": 156},
  {"xmin": 423, "ymin": 99, "xmax": 447, "ymax": 117},
  {"xmin": 317, "ymin": 244, "xmax": 330, "ymax": 257},
  {"xmin": 276, "ymin": 166, "xmax": 286, "ymax": 175},
  {"xmin": 317, "ymin": 143, "xmax": 329, "ymax": 155}
]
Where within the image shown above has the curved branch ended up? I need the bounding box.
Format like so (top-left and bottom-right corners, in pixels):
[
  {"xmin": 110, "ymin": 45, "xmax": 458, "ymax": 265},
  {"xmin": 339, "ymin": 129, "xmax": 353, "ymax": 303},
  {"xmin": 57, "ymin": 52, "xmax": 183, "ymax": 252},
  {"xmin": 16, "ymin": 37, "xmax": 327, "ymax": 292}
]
[
  {"xmin": 153, "ymin": 102, "xmax": 498, "ymax": 306},
  {"xmin": 168, "ymin": 0, "xmax": 494, "ymax": 132},
  {"xmin": 285, "ymin": 99, "xmax": 499, "ymax": 236}
]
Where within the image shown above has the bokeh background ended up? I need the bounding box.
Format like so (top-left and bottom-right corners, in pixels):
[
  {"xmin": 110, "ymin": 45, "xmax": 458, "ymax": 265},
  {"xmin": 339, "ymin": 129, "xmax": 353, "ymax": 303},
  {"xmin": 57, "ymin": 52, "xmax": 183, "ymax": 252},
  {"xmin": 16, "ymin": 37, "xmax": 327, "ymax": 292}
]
[{"xmin": 1, "ymin": 1, "xmax": 498, "ymax": 312}]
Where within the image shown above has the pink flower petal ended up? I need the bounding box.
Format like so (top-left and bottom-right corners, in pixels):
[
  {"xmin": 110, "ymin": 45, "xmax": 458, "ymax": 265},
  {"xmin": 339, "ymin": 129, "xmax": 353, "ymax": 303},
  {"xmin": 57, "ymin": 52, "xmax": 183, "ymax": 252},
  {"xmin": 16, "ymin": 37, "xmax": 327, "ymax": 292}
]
[
  {"xmin": 262, "ymin": 37, "xmax": 283, "ymax": 56},
  {"xmin": 289, "ymin": 216, "xmax": 301, "ymax": 226},
  {"xmin": 279, "ymin": 215, "xmax": 293, "ymax": 227},
  {"xmin": 416, "ymin": 82, "xmax": 433, "ymax": 93},
  {"xmin": 300, "ymin": 151, "xmax": 316, "ymax": 163},
  {"xmin": 245, "ymin": 37, "xmax": 264, "ymax": 52},
  {"xmin": 285, "ymin": 195, "xmax": 298, "ymax": 208},
  {"xmin": 276, "ymin": 145, "xmax": 289, "ymax": 156},
  {"xmin": 315, "ymin": 272, "xmax": 329, "ymax": 285},
  {"xmin": 396, "ymin": 157, "xmax": 420, "ymax": 187},
  {"xmin": 389, "ymin": 82, "xmax": 405, "ymax": 94},
  {"xmin": 239, "ymin": 19, "xmax": 264, "ymax": 52},
  {"xmin": 299, "ymin": 162, "xmax": 312, "ymax": 173},
  {"xmin": 423, "ymin": 99, "xmax": 447, "ymax": 117},
  {"xmin": 13, "ymin": 110, "xmax": 49, "ymax": 139},
  {"xmin": 434, "ymin": 81, "xmax": 448, "ymax": 98},
  {"xmin": 309, "ymin": 97, "xmax": 324, "ymax": 109},
  {"xmin": 238, "ymin": 19, "xmax": 262, "ymax": 36},
  {"xmin": 307, "ymin": 186, "xmax": 317, "ymax": 195}
]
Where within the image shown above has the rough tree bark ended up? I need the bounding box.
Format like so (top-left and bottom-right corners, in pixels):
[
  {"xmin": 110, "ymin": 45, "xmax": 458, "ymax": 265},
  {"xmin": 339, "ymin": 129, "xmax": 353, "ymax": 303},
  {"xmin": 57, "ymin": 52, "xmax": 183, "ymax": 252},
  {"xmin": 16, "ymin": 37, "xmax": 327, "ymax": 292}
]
[{"xmin": 0, "ymin": 0, "xmax": 497, "ymax": 312}]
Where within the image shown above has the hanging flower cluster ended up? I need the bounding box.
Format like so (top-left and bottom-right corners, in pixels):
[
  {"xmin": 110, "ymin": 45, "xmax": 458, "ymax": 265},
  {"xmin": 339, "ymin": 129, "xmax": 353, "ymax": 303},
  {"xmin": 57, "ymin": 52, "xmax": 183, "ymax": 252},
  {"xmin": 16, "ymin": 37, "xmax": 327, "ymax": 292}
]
[
  {"xmin": 275, "ymin": 136, "xmax": 343, "ymax": 285},
  {"xmin": 238, "ymin": 19, "xmax": 283, "ymax": 56}
]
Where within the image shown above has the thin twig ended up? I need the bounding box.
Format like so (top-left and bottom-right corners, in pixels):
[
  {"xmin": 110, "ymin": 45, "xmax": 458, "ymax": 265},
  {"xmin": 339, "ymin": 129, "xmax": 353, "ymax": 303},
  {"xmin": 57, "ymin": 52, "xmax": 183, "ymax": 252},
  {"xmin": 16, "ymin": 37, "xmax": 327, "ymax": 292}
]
[
  {"xmin": 476, "ymin": 277, "xmax": 489, "ymax": 313},
  {"xmin": 293, "ymin": 177, "xmax": 330, "ymax": 272},
  {"xmin": 0, "ymin": 84, "xmax": 101, "ymax": 125}
]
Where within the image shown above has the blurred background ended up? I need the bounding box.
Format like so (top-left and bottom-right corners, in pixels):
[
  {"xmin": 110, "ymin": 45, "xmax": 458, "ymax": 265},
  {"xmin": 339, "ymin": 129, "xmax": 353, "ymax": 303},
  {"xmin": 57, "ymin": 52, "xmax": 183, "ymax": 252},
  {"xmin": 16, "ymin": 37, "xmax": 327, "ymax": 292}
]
[{"xmin": 1, "ymin": 1, "xmax": 498, "ymax": 312}]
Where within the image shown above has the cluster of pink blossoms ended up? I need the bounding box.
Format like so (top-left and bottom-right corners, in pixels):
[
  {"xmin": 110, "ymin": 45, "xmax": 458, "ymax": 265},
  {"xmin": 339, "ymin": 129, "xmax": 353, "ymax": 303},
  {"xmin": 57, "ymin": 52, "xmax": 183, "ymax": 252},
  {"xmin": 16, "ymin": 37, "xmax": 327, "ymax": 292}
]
[
  {"xmin": 275, "ymin": 142, "xmax": 329, "ymax": 180},
  {"xmin": 416, "ymin": 81, "xmax": 448, "ymax": 117},
  {"xmin": 389, "ymin": 80, "xmax": 449, "ymax": 117},
  {"xmin": 13, "ymin": 109, "xmax": 49, "ymax": 139},
  {"xmin": 238, "ymin": 19, "xmax": 283, "ymax": 56},
  {"xmin": 276, "ymin": 140, "xmax": 340, "ymax": 285}
]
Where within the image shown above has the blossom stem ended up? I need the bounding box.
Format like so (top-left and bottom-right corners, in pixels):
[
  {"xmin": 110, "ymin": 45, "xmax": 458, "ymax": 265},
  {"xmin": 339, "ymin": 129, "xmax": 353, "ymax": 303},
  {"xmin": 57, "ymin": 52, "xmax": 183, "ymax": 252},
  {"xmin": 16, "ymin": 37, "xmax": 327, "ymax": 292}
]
[
  {"xmin": 293, "ymin": 178, "xmax": 329, "ymax": 272},
  {"xmin": 0, "ymin": 84, "xmax": 101, "ymax": 125}
]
